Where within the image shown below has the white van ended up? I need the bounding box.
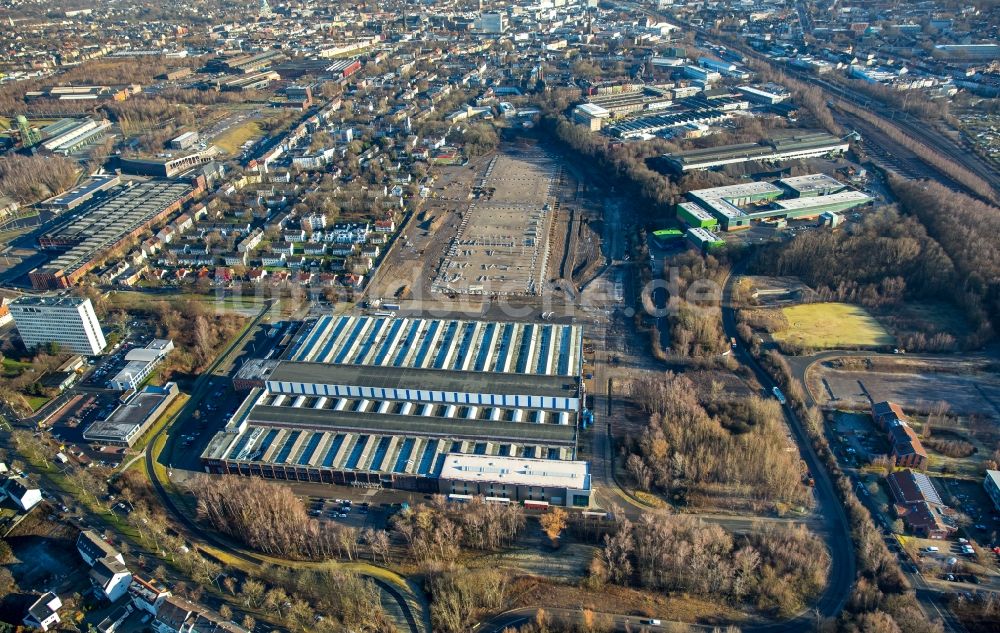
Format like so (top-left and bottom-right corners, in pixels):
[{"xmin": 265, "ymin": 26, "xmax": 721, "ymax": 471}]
[{"xmin": 924, "ymin": 546, "xmax": 940, "ymax": 553}]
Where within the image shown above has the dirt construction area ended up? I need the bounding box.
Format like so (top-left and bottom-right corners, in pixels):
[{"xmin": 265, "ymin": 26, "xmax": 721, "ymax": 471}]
[
  {"xmin": 367, "ymin": 141, "xmax": 602, "ymax": 308},
  {"xmin": 811, "ymin": 358, "xmax": 1000, "ymax": 420},
  {"xmin": 433, "ymin": 148, "xmax": 559, "ymax": 296}
]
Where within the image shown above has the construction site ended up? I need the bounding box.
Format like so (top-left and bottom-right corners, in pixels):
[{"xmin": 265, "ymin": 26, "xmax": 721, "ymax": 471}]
[
  {"xmin": 431, "ymin": 149, "xmax": 558, "ymax": 296},
  {"xmin": 367, "ymin": 142, "xmax": 604, "ymax": 308}
]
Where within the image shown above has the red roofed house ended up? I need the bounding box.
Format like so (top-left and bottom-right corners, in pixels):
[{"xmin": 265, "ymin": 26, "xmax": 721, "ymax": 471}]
[
  {"xmin": 886, "ymin": 469, "xmax": 955, "ymax": 539},
  {"xmin": 871, "ymin": 401, "xmax": 928, "ymax": 470}
]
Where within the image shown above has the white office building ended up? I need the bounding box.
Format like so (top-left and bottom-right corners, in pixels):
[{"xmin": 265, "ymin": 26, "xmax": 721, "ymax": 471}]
[
  {"xmin": 9, "ymin": 294, "xmax": 106, "ymax": 355},
  {"xmin": 108, "ymin": 339, "xmax": 174, "ymax": 391}
]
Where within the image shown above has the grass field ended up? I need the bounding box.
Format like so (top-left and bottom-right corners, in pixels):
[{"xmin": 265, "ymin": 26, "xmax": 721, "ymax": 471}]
[
  {"xmin": 211, "ymin": 120, "xmax": 263, "ymax": 154},
  {"xmin": 773, "ymin": 302, "xmax": 895, "ymax": 349},
  {"xmin": 2, "ymin": 357, "xmax": 32, "ymax": 375},
  {"xmin": 25, "ymin": 395, "xmax": 50, "ymax": 412}
]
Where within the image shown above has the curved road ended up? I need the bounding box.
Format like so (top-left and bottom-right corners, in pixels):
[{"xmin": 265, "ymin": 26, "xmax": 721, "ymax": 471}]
[
  {"xmin": 142, "ymin": 301, "xmax": 423, "ymax": 633},
  {"xmin": 481, "ymin": 265, "xmax": 855, "ymax": 633},
  {"xmin": 717, "ymin": 268, "xmax": 857, "ymax": 631}
]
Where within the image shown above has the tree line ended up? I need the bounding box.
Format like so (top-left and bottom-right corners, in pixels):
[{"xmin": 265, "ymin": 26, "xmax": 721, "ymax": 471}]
[
  {"xmin": 589, "ymin": 514, "xmax": 828, "ymax": 619},
  {"xmin": 626, "ymin": 372, "xmax": 813, "ymax": 510},
  {"xmin": 889, "ymin": 177, "xmax": 1000, "ymax": 340},
  {"xmin": 663, "ymin": 251, "xmax": 731, "ymax": 359},
  {"xmin": 193, "ymin": 474, "xmax": 361, "ymax": 561},
  {"xmin": 748, "ymin": 205, "xmax": 987, "ymax": 350},
  {"xmin": 0, "ymin": 153, "xmax": 79, "ymax": 205},
  {"xmin": 390, "ymin": 497, "xmax": 526, "ymax": 564}
]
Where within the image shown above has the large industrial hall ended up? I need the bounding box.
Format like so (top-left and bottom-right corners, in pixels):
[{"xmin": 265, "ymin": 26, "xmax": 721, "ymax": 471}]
[{"xmin": 201, "ymin": 315, "xmax": 592, "ymax": 507}]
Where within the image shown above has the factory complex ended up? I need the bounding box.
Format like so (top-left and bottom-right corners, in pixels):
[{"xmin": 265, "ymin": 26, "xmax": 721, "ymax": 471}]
[
  {"xmin": 202, "ymin": 315, "xmax": 592, "ymax": 506},
  {"xmin": 680, "ymin": 173, "xmax": 872, "ymax": 232},
  {"xmin": 30, "ymin": 180, "xmax": 199, "ymax": 290},
  {"xmin": 660, "ymin": 132, "xmax": 851, "ymax": 172}
]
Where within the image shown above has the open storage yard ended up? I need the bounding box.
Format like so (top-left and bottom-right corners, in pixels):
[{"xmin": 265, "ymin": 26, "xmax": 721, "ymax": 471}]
[
  {"xmin": 812, "ymin": 357, "xmax": 1000, "ymax": 420},
  {"xmin": 773, "ymin": 302, "xmax": 895, "ymax": 349},
  {"xmin": 432, "ymin": 148, "xmax": 559, "ymax": 296}
]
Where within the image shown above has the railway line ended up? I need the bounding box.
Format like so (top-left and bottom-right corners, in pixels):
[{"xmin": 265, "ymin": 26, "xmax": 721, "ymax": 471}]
[
  {"xmin": 833, "ymin": 109, "xmax": 968, "ymax": 191},
  {"xmin": 803, "ymin": 73, "xmax": 1000, "ymax": 199}
]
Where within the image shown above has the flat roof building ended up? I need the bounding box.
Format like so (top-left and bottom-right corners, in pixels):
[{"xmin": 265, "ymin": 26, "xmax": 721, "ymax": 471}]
[
  {"xmin": 9, "ymin": 294, "xmax": 106, "ymax": 355},
  {"xmin": 108, "ymin": 339, "xmax": 174, "ymax": 391},
  {"xmin": 572, "ymin": 103, "xmax": 611, "ymax": 131},
  {"xmin": 202, "ymin": 316, "xmax": 590, "ymax": 505},
  {"xmin": 686, "ymin": 174, "xmax": 871, "ymax": 229},
  {"xmin": 170, "ymin": 131, "xmax": 199, "ymax": 150},
  {"xmin": 661, "ymin": 132, "xmax": 850, "ymax": 172},
  {"xmin": 986, "ymin": 470, "xmax": 1000, "ymax": 513},
  {"xmin": 676, "ymin": 201, "xmax": 718, "ymax": 229},
  {"xmin": 773, "ymin": 190, "xmax": 872, "ymax": 214},
  {"xmin": 686, "ymin": 227, "xmax": 725, "ymax": 251},
  {"xmin": 31, "ymin": 180, "xmax": 197, "ymax": 290},
  {"xmin": 439, "ymin": 453, "xmax": 591, "ymax": 507},
  {"xmin": 778, "ymin": 173, "xmax": 846, "ymax": 197},
  {"xmin": 41, "ymin": 174, "xmax": 121, "ymax": 212},
  {"xmin": 83, "ymin": 383, "xmax": 179, "ymax": 446}
]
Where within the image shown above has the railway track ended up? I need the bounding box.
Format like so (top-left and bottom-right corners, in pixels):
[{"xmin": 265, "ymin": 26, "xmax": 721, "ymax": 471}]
[
  {"xmin": 834, "ymin": 110, "xmax": 968, "ymax": 191},
  {"xmin": 807, "ymin": 74, "xmax": 1000, "ymax": 193}
]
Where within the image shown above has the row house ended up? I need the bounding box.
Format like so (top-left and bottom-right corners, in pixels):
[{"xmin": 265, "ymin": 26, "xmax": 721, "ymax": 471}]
[
  {"xmin": 330, "ymin": 244, "xmax": 356, "ymax": 256},
  {"xmin": 141, "ymin": 237, "xmax": 162, "ymax": 257},
  {"xmin": 260, "ymin": 252, "xmax": 286, "ymax": 267},
  {"xmin": 236, "ymin": 228, "xmax": 265, "ymax": 253},
  {"xmin": 284, "ymin": 228, "xmax": 307, "ymax": 242},
  {"xmin": 331, "ymin": 222, "xmax": 370, "ymax": 244},
  {"xmin": 156, "ymin": 225, "xmax": 176, "ymax": 244},
  {"xmin": 173, "ymin": 212, "xmax": 194, "ymax": 234},
  {"xmin": 273, "ymin": 242, "xmax": 296, "ymax": 256}
]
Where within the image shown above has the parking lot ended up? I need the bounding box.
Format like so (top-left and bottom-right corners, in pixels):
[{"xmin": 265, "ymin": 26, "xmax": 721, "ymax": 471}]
[
  {"xmin": 935, "ymin": 477, "xmax": 1000, "ymax": 547},
  {"xmin": 829, "ymin": 411, "xmax": 891, "ymax": 466},
  {"xmin": 432, "ymin": 148, "xmax": 561, "ymax": 297},
  {"xmin": 302, "ymin": 496, "xmax": 392, "ymax": 531}
]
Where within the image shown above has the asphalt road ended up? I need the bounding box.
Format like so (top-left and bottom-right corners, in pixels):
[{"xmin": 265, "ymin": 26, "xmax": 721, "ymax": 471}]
[
  {"xmin": 483, "ymin": 606, "xmax": 716, "ymax": 633},
  {"xmin": 718, "ymin": 265, "xmax": 857, "ymax": 631},
  {"xmin": 140, "ymin": 300, "xmax": 423, "ymax": 633}
]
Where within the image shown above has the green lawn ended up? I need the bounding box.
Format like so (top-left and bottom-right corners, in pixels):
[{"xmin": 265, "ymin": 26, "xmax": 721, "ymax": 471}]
[
  {"xmin": 2, "ymin": 357, "xmax": 32, "ymax": 375},
  {"xmin": 773, "ymin": 302, "xmax": 895, "ymax": 349},
  {"xmin": 25, "ymin": 395, "xmax": 51, "ymax": 412}
]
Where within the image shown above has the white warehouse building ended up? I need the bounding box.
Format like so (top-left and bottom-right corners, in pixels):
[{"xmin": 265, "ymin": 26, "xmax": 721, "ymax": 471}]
[{"xmin": 202, "ymin": 315, "xmax": 592, "ymax": 506}]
